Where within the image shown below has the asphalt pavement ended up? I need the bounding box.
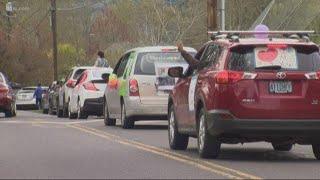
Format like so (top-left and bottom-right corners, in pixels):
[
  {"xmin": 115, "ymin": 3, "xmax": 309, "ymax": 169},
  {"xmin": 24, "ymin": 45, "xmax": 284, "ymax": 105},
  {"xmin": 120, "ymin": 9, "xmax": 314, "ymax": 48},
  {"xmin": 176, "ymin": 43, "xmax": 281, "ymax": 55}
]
[{"xmin": 0, "ymin": 111, "xmax": 319, "ymax": 179}]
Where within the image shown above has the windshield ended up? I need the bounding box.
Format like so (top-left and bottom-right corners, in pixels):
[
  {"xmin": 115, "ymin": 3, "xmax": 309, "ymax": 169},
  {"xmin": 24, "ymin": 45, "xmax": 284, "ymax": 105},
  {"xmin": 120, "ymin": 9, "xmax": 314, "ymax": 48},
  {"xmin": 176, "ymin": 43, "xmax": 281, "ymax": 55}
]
[
  {"xmin": 134, "ymin": 52, "xmax": 192, "ymax": 75},
  {"xmin": 227, "ymin": 45, "xmax": 320, "ymax": 72}
]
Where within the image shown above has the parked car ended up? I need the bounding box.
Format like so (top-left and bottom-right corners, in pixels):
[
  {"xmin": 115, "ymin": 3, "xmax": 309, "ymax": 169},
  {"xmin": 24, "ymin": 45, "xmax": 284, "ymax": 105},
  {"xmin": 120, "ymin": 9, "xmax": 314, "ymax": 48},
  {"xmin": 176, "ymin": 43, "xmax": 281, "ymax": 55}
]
[
  {"xmin": 16, "ymin": 86, "xmax": 48, "ymax": 110},
  {"xmin": 57, "ymin": 66, "xmax": 96, "ymax": 118},
  {"xmin": 68, "ymin": 67, "xmax": 113, "ymax": 119},
  {"xmin": 0, "ymin": 72, "xmax": 17, "ymax": 117},
  {"xmin": 167, "ymin": 32, "xmax": 320, "ymax": 159},
  {"xmin": 103, "ymin": 46, "xmax": 196, "ymax": 129},
  {"xmin": 42, "ymin": 81, "xmax": 62, "ymax": 115}
]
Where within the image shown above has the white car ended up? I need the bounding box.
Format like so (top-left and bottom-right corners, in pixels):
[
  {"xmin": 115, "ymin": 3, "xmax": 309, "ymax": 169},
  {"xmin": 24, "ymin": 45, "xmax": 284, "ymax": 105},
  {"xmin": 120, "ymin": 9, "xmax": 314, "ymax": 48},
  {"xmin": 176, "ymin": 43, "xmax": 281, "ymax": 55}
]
[
  {"xmin": 68, "ymin": 67, "xmax": 113, "ymax": 119},
  {"xmin": 57, "ymin": 66, "xmax": 98, "ymax": 117},
  {"xmin": 16, "ymin": 86, "xmax": 48, "ymax": 109}
]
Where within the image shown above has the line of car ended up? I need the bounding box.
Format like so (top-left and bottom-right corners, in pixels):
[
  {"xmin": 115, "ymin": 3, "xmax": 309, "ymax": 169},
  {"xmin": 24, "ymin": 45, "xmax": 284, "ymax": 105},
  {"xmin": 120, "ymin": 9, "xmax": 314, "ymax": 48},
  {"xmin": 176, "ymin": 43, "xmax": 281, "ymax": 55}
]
[{"xmin": 8, "ymin": 37, "xmax": 320, "ymax": 160}]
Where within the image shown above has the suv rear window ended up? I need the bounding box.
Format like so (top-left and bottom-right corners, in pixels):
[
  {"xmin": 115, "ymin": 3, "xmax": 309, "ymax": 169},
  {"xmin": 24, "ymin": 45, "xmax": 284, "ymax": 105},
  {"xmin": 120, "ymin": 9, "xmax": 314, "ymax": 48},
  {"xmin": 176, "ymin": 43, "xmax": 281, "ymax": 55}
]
[
  {"xmin": 73, "ymin": 69, "xmax": 86, "ymax": 79},
  {"xmin": 228, "ymin": 45, "xmax": 320, "ymax": 72},
  {"xmin": 134, "ymin": 52, "xmax": 191, "ymax": 75}
]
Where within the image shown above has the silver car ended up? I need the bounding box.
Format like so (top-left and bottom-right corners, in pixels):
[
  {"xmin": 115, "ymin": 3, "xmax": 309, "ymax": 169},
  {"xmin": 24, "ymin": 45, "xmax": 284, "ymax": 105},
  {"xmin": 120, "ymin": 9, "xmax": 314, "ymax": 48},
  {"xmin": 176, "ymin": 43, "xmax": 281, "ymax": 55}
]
[
  {"xmin": 16, "ymin": 86, "xmax": 48, "ymax": 109},
  {"xmin": 103, "ymin": 46, "xmax": 196, "ymax": 129}
]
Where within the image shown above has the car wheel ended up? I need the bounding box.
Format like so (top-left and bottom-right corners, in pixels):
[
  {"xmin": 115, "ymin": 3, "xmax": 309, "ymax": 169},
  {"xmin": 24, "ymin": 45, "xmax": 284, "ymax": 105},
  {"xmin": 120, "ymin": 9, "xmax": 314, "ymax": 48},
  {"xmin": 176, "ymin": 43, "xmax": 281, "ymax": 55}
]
[
  {"xmin": 120, "ymin": 102, "xmax": 134, "ymax": 129},
  {"xmin": 168, "ymin": 104, "xmax": 189, "ymax": 150},
  {"xmin": 57, "ymin": 102, "xmax": 63, "ymax": 118},
  {"xmin": 77, "ymin": 99, "xmax": 88, "ymax": 119},
  {"xmin": 104, "ymin": 99, "xmax": 116, "ymax": 126},
  {"xmin": 272, "ymin": 143, "xmax": 293, "ymax": 151},
  {"xmin": 312, "ymin": 144, "xmax": 320, "ymax": 160},
  {"xmin": 68, "ymin": 103, "xmax": 77, "ymax": 119},
  {"xmin": 62, "ymin": 98, "xmax": 69, "ymax": 118},
  {"xmin": 197, "ymin": 108, "xmax": 221, "ymax": 159},
  {"xmin": 5, "ymin": 102, "xmax": 15, "ymax": 118},
  {"xmin": 12, "ymin": 102, "xmax": 17, "ymax": 117}
]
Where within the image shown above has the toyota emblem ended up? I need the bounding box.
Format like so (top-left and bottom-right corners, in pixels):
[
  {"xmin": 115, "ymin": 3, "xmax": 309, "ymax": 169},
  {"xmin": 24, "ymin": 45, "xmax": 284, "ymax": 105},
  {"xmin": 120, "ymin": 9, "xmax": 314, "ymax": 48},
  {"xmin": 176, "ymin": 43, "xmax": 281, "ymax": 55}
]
[{"xmin": 276, "ymin": 72, "xmax": 286, "ymax": 79}]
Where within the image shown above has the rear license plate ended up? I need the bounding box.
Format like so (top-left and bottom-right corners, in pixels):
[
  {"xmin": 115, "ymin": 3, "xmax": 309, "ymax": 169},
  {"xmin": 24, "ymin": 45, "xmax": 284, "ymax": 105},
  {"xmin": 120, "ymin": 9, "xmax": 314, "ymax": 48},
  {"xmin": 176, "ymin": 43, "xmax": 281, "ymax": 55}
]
[{"xmin": 269, "ymin": 81, "xmax": 292, "ymax": 94}]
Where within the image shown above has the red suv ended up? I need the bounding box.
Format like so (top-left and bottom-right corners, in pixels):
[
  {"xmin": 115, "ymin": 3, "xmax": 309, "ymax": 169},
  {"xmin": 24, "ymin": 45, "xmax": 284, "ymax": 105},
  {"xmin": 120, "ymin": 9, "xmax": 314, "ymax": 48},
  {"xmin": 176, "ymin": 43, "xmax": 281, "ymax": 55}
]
[
  {"xmin": 168, "ymin": 32, "xmax": 320, "ymax": 159},
  {"xmin": 0, "ymin": 72, "xmax": 17, "ymax": 117}
]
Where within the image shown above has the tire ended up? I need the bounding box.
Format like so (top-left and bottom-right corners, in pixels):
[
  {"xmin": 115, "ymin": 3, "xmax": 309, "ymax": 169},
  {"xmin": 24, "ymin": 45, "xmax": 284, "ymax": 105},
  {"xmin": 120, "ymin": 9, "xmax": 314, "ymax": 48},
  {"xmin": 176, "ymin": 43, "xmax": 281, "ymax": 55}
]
[
  {"xmin": 272, "ymin": 143, "xmax": 293, "ymax": 151},
  {"xmin": 168, "ymin": 104, "xmax": 189, "ymax": 150},
  {"xmin": 77, "ymin": 99, "xmax": 88, "ymax": 119},
  {"xmin": 57, "ymin": 102, "xmax": 63, "ymax": 118},
  {"xmin": 104, "ymin": 99, "xmax": 116, "ymax": 126},
  {"xmin": 43, "ymin": 108, "xmax": 49, "ymax": 114},
  {"xmin": 312, "ymin": 144, "xmax": 320, "ymax": 160},
  {"xmin": 68, "ymin": 103, "xmax": 77, "ymax": 119},
  {"xmin": 120, "ymin": 102, "xmax": 134, "ymax": 129},
  {"xmin": 5, "ymin": 102, "xmax": 16, "ymax": 118},
  {"xmin": 197, "ymin": 108, "xmax": 221, "ymax": 159},
  {"xmin": 62, "ymin": 97, "xmax": 69, "ymax": 118}
]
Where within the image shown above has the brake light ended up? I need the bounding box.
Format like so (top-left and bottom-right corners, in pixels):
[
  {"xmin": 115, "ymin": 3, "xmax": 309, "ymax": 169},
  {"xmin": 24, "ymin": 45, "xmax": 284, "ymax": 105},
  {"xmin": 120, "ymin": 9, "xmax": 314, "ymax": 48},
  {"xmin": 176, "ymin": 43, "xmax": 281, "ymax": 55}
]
[
  {"xmin": 0, "ymin": 83, "xmax": 8, "ymax": 93},
  {"xmin": 83, "ymin": 82, "xmax": 99, "ymax": 91},
  {"xmin": 66, "ymin": 79, "xmax": 76, "ymax": 88},
  {"xmin": 129, "ymin": 79, "xmax": 139, "ymax": 96},
  {"xmin": 267, "ymin": 44, "xmax": 288, "ymax": 49},
  {"xmin": 305, "ymin": 72, "xmax": 320, "ymax": 80},
  {"xmin": 215, "ymin": 71, "xmax": 257, "ymax": 84}
]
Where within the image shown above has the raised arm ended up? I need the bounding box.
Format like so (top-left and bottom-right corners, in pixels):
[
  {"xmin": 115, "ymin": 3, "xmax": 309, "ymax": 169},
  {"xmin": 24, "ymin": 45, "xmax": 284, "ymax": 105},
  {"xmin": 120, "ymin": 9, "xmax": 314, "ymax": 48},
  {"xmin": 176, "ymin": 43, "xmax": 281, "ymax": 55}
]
[{"xmin": 177, "ymin": 42, "xmax": 200, "ymax": 70}]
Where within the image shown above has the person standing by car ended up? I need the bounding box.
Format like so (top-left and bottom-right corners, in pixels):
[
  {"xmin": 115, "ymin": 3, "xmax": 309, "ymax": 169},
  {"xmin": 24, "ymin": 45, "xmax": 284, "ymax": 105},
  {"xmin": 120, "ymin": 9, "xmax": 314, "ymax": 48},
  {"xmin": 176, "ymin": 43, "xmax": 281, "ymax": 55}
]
[
  {"xmin": 33, "ymin": 83, "xmax": 43, "ymax": 110},
  {"xmin": 94, "ymin": 51, "xmax": 109, "ymax": 67}
]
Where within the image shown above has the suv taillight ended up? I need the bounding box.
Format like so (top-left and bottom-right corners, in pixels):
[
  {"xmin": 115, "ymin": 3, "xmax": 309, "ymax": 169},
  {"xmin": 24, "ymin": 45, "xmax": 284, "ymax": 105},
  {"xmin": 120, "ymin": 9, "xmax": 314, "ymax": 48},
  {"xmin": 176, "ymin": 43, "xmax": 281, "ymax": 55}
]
[
  {"xmin": 215, "ymin": 70, "xmax": 257, "ymax": 84},
  {"xmin": 129, "ymin": 79, "xmax": 139, "ymax": 96},
  {"xmin": 83, "ymin": 82, "xmax": 99, "ymax": 91},
  {"xmin": 305, "ymin": 72, "xmax": 320, "ymax": 80}
]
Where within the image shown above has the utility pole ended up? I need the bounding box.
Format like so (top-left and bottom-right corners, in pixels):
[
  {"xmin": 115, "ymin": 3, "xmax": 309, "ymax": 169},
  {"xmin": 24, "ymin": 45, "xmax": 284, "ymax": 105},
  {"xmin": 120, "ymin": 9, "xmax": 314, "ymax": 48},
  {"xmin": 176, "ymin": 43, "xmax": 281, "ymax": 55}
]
[
  {"xmin": 207, "ymin": 0, "xmax": 218, "ymax": 31},
  {"xmin": 207, "ymin": 0, "xmax": 225, "ymax": 31},
  {"xmin": 50, "ymin": 0, "xmax": 58, "ymax": 81}
]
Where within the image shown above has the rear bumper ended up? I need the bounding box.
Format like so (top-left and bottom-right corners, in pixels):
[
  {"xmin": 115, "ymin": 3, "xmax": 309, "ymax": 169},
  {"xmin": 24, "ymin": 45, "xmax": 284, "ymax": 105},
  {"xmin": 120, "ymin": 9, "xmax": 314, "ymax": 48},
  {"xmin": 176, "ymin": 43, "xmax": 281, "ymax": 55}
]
[
  {"xmin": 207, "ymin": 110, "xmax": 320, "ymax": 139},
  {"xmin": 83, "ymin": 98, "xmax": 104, "ymax": 115},
  {"xmin": 125, "ymin": 97, "xmax": 167, "ymax": 120}
]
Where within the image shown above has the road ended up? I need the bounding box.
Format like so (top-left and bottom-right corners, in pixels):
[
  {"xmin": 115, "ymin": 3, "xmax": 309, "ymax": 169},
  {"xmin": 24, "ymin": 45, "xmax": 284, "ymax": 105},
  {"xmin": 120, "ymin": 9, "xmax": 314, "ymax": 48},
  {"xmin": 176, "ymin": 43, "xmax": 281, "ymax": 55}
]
[{"xmin": 0, "ymin": 111, "xmax": 319, "ymax": 179}]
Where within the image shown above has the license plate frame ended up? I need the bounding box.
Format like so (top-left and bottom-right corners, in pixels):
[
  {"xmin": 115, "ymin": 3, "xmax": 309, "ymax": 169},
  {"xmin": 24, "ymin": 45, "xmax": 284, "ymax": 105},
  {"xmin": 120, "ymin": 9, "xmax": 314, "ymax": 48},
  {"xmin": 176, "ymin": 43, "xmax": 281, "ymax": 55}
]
[{"xmin": 269, "ymin": 81, "xmax": 292, "ymax": 94}]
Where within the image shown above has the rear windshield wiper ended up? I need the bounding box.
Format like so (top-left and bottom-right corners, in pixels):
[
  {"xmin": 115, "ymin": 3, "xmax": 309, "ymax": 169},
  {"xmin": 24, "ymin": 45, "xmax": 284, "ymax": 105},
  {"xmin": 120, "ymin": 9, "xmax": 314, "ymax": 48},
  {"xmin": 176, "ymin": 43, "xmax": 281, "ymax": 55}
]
[{"xmin": 255, "ymin": 65, "xmax": 282, "ymax": 70}]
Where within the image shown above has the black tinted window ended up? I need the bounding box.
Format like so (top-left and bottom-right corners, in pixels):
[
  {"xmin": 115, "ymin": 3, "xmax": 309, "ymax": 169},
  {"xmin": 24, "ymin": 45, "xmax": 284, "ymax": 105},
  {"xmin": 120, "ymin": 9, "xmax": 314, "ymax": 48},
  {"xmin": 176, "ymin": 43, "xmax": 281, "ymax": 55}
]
[
  {"xmin": 135, "ymin": 52, "xmax": 190, "ymax": 75},
  {"xmin": 228, "ymin": 45, "xmax": 320, "ymax": 72},
  {"xmin": 73, "ymin": 69, "xmax": 85, "ymax": 79}
]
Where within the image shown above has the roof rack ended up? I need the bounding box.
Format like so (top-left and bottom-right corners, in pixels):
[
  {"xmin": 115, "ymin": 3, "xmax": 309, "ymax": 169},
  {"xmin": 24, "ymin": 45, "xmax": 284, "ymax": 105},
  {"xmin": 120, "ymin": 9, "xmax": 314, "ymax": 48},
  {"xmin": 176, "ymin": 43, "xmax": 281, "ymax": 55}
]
[{"xmin": 208, "ymin": 30, "xmax": 315, "ymax": 42}]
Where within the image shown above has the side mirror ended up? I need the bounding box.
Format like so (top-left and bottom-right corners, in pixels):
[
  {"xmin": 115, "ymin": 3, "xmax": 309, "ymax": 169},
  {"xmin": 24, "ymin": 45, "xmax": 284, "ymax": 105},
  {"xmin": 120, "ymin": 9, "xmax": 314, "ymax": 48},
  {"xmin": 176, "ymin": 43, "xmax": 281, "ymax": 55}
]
[
  {"xmin": 101, "ymin": 73, "xmax": 110, "ymax": 83},
  {"xmin": 168, "ymin": 67, "xmax": 184, "ymax": 78},
  {"xmin": 66, "ymin": 79, "xmax": 75, "ymax": 88}
]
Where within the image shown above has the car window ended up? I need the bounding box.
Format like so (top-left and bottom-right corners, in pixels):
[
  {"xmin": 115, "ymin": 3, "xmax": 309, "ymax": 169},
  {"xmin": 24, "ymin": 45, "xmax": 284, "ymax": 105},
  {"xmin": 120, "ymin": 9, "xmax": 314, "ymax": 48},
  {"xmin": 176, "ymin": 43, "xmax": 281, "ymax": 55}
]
[
  {"xmin": 117, "ymin": 53, "xmax": 130, "ymax": 77},
  {"xmin": 198, "ymin": 44, "xmax": 223, "ymax": 70},
  {"xmin": 73, "ymin": 69, "xmax": 86, "ymax": 80},
  {"xmin": 134, "ymin": 52, "xmax": 192, "ymax": 76},
  {"xmin": 227, "ymin": 45, "xmax": 320, "ymax": 72},
  {"xmin": 76, "ymin": 72, "xmax": 87, "ymax": 85}
]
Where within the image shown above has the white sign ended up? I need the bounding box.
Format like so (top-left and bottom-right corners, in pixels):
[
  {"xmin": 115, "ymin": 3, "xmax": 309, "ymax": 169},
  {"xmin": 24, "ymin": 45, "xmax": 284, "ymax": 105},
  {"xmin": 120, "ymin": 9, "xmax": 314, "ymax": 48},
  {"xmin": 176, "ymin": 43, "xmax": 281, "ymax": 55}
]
[
  {"xmin": 254, "ymin": 47, "xmax": 298, "ymax": 69},
  {"xmin": 154, "ymin": 62, "xmax": 188, "ymax": 92},
  {"xmin": 6, "ymin": 2, "xmax": 13, "ymax": 12},
  {"xmin": 188, "ymin": 74, "xmax": 198, "ymax": 111}
]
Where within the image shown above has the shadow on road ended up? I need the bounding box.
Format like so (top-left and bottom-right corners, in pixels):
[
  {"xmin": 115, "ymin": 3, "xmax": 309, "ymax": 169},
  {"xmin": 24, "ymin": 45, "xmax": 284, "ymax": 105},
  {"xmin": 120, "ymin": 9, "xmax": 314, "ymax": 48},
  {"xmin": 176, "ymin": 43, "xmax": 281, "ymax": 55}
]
[{"xmin": 184, "ymin": 147, "xmax": 316, "ymax": 162}]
